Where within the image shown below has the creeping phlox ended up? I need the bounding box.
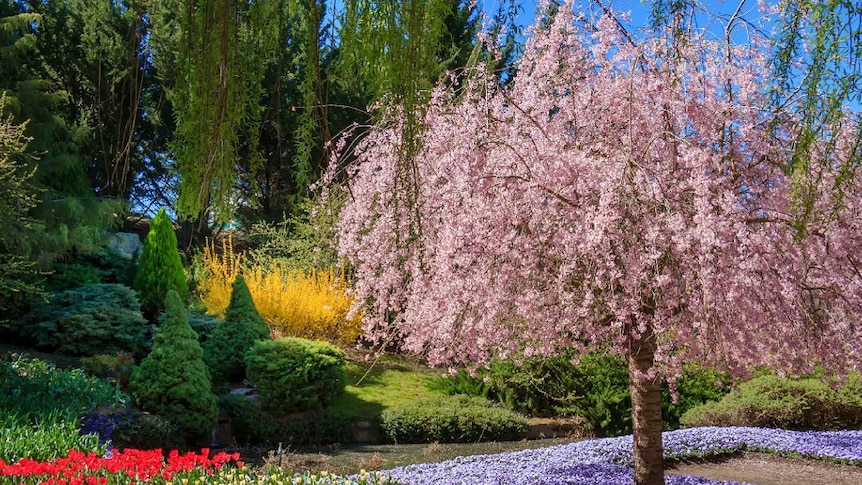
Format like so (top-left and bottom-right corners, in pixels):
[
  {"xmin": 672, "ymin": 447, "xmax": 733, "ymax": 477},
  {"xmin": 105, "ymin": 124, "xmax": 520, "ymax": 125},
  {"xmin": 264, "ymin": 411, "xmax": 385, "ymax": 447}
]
[
  {"xmin": 383, "ymin": 427, "xmax": 862, "ymax": 485},
  {"xmin": 0, "ymin": 448, "xmax": 401, "ymax": 485}
]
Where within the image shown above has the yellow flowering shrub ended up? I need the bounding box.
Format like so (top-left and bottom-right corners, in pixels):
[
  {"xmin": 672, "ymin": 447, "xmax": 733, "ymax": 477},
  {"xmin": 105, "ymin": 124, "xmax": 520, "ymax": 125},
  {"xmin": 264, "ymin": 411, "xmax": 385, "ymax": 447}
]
[{"xmin": 198, "ymin": 236, "xmax": 362, "ymax": 345}]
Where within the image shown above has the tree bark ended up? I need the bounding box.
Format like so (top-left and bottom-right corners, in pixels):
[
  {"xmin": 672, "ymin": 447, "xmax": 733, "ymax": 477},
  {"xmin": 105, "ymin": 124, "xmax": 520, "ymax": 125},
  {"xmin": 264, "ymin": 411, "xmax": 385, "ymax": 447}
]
[{"xmin": 629, "ymin": 323, "xmax": 665, "ymax": 485}]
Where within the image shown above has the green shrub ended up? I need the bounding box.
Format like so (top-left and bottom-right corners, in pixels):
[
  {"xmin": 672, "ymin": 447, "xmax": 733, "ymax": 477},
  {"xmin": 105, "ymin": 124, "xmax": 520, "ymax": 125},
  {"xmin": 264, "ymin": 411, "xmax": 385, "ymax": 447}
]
[
  {"xmin": 681, "ymin": 374, "xmax": 862, "ymax": 430},
  {"xmin": 280, "ymin": 409, "xmax": 354, "ymax": 445},
  {"xmin": 662, "ymin": 366, "xmax": 731, "ymax": 429},
  {"xmin": 219, "ymin": 395, "xmax": 353, "ymax": 446},
  {"xmin": 380, "ymin": 394, "xmax": 528, "ymax": 443},
  {"xmin": 13, "ymin": 283, "xmax": 149, "ymax": 356},
  {"xmin": 47, "ymin": 249, "xmax": 137, "ymax": 292},
  {"xmin": 110, "ymin": 411, "xmax": 187, "ymax": 451},
  {"xmin": 245, "ymin": 337, "xmax": 345, "ymax": 414},
  {"xmin": 218, "ymin": 394, "xmax": 279, "ymax": 446},
  {"xmin": 0, "ymin": 354, "xmax": 127, "ymax": 422},
  {"xmin": 203, "ymin": 275, "xmax": 270, "ymax": 384},
  {"xmin": 129, "ymin": 290, "xmax": 217, "ymax": 437},
  {"xmin": 80, "ymin": 352, "xmax": 136, "ymax": 391},
  {"xmin": 432, "ymin": 351, "xmax": 729, "ymax": 437},
  {"xmin": 45, "ymin": 263, "xmax": 102, "ymax": 291},
  {"xmin": 0, "ymin": 415, "xmax": 107, "ymax": 463},
  {"xmin": 186, "ymin": 311, "xmax": 220, "ymax": 344},
  {"xmin": 134, "ymin": 208, "xmax": 188, "ymax": 319}
]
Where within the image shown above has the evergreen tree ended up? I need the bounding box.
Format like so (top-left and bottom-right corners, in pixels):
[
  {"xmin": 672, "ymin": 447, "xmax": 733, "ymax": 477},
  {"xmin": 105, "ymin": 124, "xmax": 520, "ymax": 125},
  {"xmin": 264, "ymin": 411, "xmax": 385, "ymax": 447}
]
[
  {"xmin": 129, "ymin": 290, "xmax": 217, "ymax": 437},
  {"xmin": 0, "ymin": 0, "xmax": 124, "ymax": 267},
  {"xmin": 203, "ymin": 274, "xmax": 271, "ymax": 385},
  {"xmin": 0, "ymin": 94, "xmax": 44, "ymax": 321},
  {"xmin": 134, "ymin": 208, "xmax": 188, "ymax": 318}
]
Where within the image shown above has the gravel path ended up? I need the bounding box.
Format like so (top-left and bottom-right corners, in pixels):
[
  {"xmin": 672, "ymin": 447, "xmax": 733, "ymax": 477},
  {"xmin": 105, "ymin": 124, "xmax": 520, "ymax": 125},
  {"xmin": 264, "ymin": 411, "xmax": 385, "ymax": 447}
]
[{"xmin": 667, "ymin": 452, "xmax": 862, "ymax": 485}]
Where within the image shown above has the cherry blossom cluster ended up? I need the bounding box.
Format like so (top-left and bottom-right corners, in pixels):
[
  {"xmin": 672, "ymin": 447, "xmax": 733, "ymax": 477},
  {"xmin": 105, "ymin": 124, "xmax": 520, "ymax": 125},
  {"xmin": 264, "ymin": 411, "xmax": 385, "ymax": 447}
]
[{"xmin": 334, "ymin": 0, "xmax": 861, "ymax": 379}]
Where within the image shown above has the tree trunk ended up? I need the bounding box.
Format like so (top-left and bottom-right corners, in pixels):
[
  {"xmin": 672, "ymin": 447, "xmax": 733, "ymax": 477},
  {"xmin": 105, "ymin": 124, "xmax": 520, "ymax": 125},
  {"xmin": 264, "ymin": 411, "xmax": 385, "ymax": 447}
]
[{"xmin": 628, "ymin": 323, "xmax": 664, "ymax": 485}]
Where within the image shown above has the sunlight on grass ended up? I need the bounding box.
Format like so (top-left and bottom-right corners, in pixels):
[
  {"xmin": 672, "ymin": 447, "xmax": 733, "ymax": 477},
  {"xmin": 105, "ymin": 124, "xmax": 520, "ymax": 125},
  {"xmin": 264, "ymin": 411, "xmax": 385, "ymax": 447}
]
[{"xmin": 329, "ymin": 360, "xmax": 440, "ymax": 421}]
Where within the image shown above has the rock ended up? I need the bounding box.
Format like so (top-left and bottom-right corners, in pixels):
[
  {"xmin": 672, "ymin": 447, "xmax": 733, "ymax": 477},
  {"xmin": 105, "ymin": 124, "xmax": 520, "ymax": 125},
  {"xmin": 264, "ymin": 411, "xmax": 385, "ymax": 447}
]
[
  {"xmin": 106, "ymin": 232, "xmax": 143, "ymax": 259},
  {"xmin": 229, "ymin": 387, "xmax": 256, "ymax": 396}
]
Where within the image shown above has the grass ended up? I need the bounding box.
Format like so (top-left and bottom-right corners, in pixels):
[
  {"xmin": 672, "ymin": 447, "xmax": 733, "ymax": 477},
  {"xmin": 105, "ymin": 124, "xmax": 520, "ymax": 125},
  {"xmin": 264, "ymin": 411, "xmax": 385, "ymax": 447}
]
[{"xmin": 328, "ymin": 354, "xmax": 442, "ymax": 422}]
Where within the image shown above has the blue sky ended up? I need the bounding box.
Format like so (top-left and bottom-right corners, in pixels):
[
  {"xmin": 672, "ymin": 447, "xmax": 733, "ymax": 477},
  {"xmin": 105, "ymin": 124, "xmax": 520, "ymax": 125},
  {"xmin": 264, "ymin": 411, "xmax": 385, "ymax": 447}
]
[{"xmin": 481, "ymin": 0, "xmax": 777, "ymax": 44}]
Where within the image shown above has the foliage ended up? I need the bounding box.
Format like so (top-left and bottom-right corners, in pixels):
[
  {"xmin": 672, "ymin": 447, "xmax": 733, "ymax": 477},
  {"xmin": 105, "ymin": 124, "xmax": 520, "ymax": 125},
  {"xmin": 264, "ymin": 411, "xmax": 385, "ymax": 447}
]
[
  {"xmin": 185, "ymin": 310, "xmax": 220, "ymax": 344},
  {"xmin": 219, "ymin": 394, "xmax": 354, "ymax": 446},
  {"xmin": 148, "ymin": 0, "xmax": 276, "ymax": 222},
  {"xmin": 134, "ymin": 208, "xmax": 189, "ymax": 318},
  {"xmin": 129, "ymin": 290, "xmax": 218, "ymax": 437},
  {"xmin": 0, "ymin": 93, "xmax": 44, "ymax": 321},
  {"xmin": 203, "ymin": 274, "xmax": 270, "ymax": 384},
  {"xmin": 379, "ymin": 394, "xmax": 528, "ymax": 444},
  {"xmin": 79, "ymin": 352, "xmax": 136, "ymax": 391},
  {"xmin": 433, "ymin": 352, "xmax": 729, "ymax": 437},
  {"xmin": 662, "ymin": 366, "xmax": 732, "ymax": 430},
  {"xmin": 109, "ymin": 411, "xmax": 187, "ymax": 451},
  {"xmin": 244, "ymin": 194, "xmax": 343, "ymax": 272},
  {"xmin": 198, "ymin": 236, "xmax": 361, "ymax": 344},
  {"xmin": 245, "ymin": 337, "xmax": 346, "ymax": 414},
  {"xmin": 0, "ymin": 416, "xmax": 106, "ymax": 465},
  {"xmin": 0, "ymin": 354, "xmax": 127, "ymax": 424},
  {"xmin": 218, "ymin": 394, "xmax": 279, "ymax": 446},
  {"xmin": 47, "ymin": 249, "xmax": 137, "ymax": 292},
  {"xmin": 681, "ymin": 374, "xmax": 862, "ymax": 430},
  {"xmin": 333, "ymin": 2, "xmax": 861, "ymax": 481},
  {"xmin": 13, "ymin": 283, "xmax": 148, "ymax": 357}
]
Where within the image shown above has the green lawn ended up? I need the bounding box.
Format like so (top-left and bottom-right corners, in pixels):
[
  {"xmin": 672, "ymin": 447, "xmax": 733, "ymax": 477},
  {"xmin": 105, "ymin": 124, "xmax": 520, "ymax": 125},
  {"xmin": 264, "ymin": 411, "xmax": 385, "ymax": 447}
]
[{"xmin": 328, "ymin": 355, "xmax": 441, "ymax": 421}]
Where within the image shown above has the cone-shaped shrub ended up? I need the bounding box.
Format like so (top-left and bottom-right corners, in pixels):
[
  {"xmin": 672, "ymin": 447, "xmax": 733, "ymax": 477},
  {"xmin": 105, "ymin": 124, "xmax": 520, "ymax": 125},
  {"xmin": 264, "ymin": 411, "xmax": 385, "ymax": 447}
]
[
  {"xmin": 203, "ymin": 274, "xmax": 271, "ymax": 384},
  {"xmin": 134, "ymin": 208, "xmax": 188, "ymax": 318},
  {"xmin": 130, "ymin": 290, "xmax": 217, "ymax": 437}
]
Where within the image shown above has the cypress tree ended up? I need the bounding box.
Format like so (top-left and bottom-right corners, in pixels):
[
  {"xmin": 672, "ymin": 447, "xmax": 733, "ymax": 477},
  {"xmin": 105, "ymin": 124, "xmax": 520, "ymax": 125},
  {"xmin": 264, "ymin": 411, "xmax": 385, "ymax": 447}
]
[
  {"xmin": 134, "ymin": 208, "xmax": 188, "ymax": 318},
  {"xmin": 203, "ymin": 274, "xmax": 271, "ymax": 384},
  {"xmin": 129, "ymin": 290, "xmax": 217, "ymax": 437}
]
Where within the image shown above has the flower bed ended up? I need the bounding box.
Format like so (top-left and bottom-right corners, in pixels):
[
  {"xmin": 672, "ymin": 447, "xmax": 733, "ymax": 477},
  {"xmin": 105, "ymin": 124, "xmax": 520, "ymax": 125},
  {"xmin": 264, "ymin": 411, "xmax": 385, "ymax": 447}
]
[
  {"xmin": 382, "ymin": 427, "xmax": 862, "ymax": 485},
  {"xmin": 0, "ymin": 448, "xmax": 401, "ymax": 485},
  {"xmin": 2, "ymin": 427, "xmax": 859, "ymax": 484}
]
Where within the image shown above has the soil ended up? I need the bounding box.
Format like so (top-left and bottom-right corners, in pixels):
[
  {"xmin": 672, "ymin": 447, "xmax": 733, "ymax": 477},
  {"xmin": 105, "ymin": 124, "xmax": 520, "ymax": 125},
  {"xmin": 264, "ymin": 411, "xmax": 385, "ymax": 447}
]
[{"xmin": 667, "ymin": 452, "xmax": 862, "ymax": 485}]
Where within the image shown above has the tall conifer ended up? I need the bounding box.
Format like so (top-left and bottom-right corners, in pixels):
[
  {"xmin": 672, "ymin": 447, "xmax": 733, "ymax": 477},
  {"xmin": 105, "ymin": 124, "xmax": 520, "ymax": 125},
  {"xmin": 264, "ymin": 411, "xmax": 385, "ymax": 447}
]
[
  {"xmin": 134, "ymin": 208, "xmax": 188, "ymax": 318},
  {"xmin": 130, "ymin": 290, "xmax": 217, "ymax": 437},
  {"xmin": 203, "ymin": 274, "xmax": 271, "ymax": 384}
]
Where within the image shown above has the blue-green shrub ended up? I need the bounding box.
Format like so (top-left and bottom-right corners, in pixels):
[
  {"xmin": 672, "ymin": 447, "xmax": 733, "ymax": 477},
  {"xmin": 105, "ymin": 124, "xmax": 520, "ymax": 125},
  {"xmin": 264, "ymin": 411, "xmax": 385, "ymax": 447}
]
[{"xmin": 13, "ymin": 284, "xmax": 148, "ymax": 356}]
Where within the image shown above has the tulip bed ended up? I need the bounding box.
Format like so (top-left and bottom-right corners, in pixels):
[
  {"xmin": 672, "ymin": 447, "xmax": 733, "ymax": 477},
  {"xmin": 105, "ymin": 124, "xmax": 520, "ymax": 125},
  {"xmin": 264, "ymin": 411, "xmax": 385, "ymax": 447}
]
[
  {"xmin": 0, "ymin": 448, "xmax": 400, "ymax": 485},
  {"xmin": 1, "ymin": 427, "xmax": 860, "ymax": 485}
]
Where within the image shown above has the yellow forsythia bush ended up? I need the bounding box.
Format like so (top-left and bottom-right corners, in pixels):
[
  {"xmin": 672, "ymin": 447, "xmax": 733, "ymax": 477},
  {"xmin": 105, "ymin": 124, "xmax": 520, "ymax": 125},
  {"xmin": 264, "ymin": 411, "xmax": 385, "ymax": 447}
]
[{"xmin": 198, "ymin": 236, "xmax": 362, "ymax": 345}]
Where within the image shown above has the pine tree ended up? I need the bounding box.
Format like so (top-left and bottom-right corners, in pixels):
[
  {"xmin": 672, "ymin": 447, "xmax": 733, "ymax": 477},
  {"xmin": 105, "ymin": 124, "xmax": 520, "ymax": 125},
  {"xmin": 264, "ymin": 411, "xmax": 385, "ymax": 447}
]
[
  {"xmin": 129, "ymin": 290, "xmax": 217, "ymax": 437},
  {"xmin": 203, "ymin": 274, "xmax": 271, "ymax": 384},
  {"xmin": 134, "ymin": 208, "xmax": 188, "ymax": 318}
]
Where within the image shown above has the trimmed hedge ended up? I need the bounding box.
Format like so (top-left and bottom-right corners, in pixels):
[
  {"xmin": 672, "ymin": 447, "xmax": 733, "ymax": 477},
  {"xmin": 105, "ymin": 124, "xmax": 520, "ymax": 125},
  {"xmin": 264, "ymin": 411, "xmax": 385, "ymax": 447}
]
[
  {"xmin": 380, "ymin": 394, "xmax": 529, "ymax": 443},
  {"xmin": 245, "ymin": 337, "xmax": 345, "ymax": 414},
  {"xmin": 681, "ymin": 374, "xmax": 862, "ymax": 430}
]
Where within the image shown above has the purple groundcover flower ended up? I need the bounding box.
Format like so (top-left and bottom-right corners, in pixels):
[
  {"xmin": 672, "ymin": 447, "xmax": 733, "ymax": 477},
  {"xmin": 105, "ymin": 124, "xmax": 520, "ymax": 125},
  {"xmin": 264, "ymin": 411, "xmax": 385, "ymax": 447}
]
[{"xmin": 379, "ymin": 427, "xmax": 862, "ymax": 485}]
